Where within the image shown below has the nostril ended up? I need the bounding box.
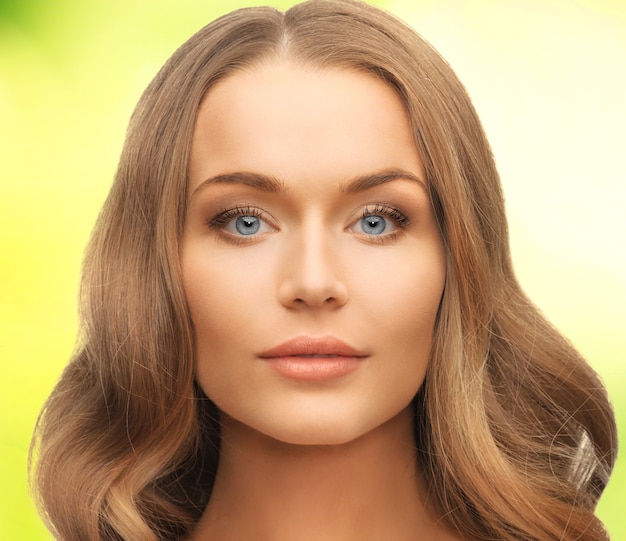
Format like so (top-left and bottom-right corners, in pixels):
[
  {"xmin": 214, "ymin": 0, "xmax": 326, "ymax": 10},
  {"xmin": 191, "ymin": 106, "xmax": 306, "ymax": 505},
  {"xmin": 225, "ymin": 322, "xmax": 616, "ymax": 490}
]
[{"xmin": 277, "ymin": 261, "xmax": 349, "ymax": 309}]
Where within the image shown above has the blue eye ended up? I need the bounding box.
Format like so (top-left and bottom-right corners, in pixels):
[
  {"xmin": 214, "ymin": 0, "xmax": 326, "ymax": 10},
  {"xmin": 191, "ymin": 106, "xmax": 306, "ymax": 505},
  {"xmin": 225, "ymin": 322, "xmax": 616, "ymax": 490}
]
[
  {"xmin": 208, "ymin": 206, "xmax": 275, "ymax": 240},
  {"xmin": 348, "ymin": 204, "xmax": 409, "ymax": 240},
  {"xmin": 234, "ymin": 215, "xmax": 261, "ymax": 235},
  {"xmin": 360, "ymin": 215, "xmax": 387, "ymax": 235}
]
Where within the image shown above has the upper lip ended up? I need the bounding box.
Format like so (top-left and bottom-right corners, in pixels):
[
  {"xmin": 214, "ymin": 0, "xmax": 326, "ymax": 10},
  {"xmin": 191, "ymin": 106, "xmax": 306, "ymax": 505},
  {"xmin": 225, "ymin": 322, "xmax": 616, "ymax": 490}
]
[{"xmin": 258, "ymin": 336, "xmax": 368, "ymax": 358}]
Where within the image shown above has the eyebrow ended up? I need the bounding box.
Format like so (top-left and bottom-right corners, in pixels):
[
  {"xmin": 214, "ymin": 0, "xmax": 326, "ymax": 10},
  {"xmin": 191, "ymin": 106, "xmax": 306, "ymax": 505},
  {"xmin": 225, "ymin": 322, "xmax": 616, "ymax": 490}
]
[
  {"xmin": 189, "ymin": 172, "xmax": 285, "ymax": 201},
  {"xmin": 340, "ymin": 169, "xmax": 426, "ymax": 193},
  {"xmin": 188, "ymin": 168, "xmax": 426, "ymax": 202}
]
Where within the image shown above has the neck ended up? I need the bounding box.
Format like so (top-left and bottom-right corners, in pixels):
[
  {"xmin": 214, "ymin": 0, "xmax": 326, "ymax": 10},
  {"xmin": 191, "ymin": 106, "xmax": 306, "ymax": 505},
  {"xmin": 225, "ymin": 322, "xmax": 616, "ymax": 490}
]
[{"xmin": 192, "ymin": 407, "xmax": 455, "ymax": 541}]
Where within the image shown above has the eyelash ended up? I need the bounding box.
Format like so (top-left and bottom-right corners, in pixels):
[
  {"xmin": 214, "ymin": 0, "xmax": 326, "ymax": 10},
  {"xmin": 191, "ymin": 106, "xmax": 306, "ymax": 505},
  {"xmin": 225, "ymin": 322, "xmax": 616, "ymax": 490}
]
[
  {"xmin": 357, "ymin": 203, "xmax": 410, "ymax": 244},
  {"xmin": 207, "ymin": 205, "xmax": 264, "ymax": 228},
  {"xmin": 361, "ymin": 204, "xmax": 409, "ymax": 226},
  {"xmin": 206, "ymin": 205, "xmax": 273, "ymax": 245},
  {"xmin": 206, "ymin": 203, "xmax": 411, "ymax": 244}
]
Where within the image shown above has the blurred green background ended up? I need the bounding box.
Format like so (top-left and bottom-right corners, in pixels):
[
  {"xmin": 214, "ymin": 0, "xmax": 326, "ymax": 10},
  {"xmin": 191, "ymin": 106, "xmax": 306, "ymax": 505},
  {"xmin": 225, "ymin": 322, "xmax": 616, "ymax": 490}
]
[{"xmin": 1, "ymin": 0, "xmax": 624, "ymax": 539}]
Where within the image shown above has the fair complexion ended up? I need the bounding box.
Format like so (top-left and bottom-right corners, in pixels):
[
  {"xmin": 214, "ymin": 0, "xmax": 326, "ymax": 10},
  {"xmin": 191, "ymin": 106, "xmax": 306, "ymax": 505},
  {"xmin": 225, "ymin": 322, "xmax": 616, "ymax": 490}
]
[{"xmin": 182, "ymin": 60, "xmax": 458, "ymax": 540}]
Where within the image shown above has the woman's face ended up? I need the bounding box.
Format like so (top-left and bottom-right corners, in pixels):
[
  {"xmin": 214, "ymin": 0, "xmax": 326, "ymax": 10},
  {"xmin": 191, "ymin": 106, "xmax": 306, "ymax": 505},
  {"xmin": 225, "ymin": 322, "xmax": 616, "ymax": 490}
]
[{"xmin": 181, "ymin": 60, "xmax": 445, "ymax": 445}]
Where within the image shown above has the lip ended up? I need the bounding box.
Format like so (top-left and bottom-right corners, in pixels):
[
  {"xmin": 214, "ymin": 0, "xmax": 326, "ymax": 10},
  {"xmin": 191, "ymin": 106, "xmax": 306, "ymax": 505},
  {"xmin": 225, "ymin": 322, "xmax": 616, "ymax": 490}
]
[{"xmin": 258, "ymin": 336, "xmax": 368, "ymax": 381}]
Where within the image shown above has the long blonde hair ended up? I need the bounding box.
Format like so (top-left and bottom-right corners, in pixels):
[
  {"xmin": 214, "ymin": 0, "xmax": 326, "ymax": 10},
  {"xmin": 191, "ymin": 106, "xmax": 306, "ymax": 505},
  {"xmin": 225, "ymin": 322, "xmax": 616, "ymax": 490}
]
[{"xmin": 31, "ymin": 1, "xmax": 617, "ymax": 539}]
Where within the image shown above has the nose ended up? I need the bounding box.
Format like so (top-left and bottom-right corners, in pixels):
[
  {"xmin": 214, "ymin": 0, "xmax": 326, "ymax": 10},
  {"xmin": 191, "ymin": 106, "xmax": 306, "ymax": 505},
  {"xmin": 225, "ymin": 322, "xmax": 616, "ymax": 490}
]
[{"xmin": 277, "ymin": 227, "xmax": 348, "ymax": 309}]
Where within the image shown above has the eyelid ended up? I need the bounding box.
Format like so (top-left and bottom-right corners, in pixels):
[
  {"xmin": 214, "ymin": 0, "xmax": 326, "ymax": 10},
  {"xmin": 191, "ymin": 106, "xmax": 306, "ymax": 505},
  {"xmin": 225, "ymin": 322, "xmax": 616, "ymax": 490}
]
[
  {"xmin": 207, "ymin": 205, "xmax": 265, "ymax": 228},
  {"xmin": 346, "ymin": 202, "xmax": 411, "ymax": 245},
  {"xmin": 205, "ymin": 202, "xmax": 410, "ymax": 243},
  {"xmin": 207, "ymin": 205, "xmax": 277, "ymax": 240},
  {"xmin": 360, "ymin": 203, "xmax": 410, "ymax": 226}
]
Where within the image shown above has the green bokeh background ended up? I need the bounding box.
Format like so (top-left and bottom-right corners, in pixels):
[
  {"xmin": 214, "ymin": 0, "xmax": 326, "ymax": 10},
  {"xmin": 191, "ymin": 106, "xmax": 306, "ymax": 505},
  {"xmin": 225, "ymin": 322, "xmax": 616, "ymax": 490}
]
[{"xmin": 1, "ymin": 0, "xmax": 624, "ymax": 539}]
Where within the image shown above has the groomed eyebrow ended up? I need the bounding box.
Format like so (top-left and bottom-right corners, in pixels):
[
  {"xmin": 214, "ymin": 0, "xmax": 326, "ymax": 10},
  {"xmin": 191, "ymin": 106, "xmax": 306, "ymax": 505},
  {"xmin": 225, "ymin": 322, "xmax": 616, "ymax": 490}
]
[
  {"xmin": 189, "ymin": 172, "xmax": 285, "ymax": 202},
  {"xmin": 189, "ymin": 168, "xmax": 426, "ymax": 202},
  {"xmin": 340, "ymin": 169, "xmax": 426, "ymax": 193}
]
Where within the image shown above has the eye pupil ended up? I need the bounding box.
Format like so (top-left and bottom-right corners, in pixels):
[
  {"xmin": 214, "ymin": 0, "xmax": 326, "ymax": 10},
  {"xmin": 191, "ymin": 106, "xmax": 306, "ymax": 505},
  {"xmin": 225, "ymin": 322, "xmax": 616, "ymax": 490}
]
[
  {"xmin": 361, "ymin": 215, "xmax": 386, "ymax": 235},
  {"xmin": 235, "ymin": 215, "xmax": 260, "ymax": 235}
]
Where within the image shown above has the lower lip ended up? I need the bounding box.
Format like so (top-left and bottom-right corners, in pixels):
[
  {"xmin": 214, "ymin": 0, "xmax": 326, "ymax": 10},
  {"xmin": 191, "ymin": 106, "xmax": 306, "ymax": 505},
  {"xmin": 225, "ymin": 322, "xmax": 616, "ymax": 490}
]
[{"xmin": 261, "ymin": 356, "xmax": 363, "ymax": 381}]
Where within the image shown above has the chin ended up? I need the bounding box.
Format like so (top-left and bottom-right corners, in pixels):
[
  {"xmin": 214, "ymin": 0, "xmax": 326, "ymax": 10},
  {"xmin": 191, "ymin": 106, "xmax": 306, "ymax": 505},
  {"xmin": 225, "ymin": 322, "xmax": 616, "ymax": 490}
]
[
  {"xmin": 216, "ymin": 393, "xmax": 419, "ymax": 449},
  {"xmin": 252, "ymin": 406, "xmax": 413, "ymax": 447},
  {"xmin": 261, "ymin": 423, "xmax": 371, "ymax": 447}
]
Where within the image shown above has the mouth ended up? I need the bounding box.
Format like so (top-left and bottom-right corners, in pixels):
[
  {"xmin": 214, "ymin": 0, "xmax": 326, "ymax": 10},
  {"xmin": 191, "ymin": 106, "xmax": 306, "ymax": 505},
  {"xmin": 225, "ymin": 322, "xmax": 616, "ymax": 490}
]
[
  {"xmin": 289, "ymin": 354, "xmax": 342, "ymax": 358},
  {"xmin": 258, "ymin": 336, "xmax": 368, "ymax": 359},
  {"xmin": 258, "ymin": 336, "xmax": 368, "ymax": 381}
]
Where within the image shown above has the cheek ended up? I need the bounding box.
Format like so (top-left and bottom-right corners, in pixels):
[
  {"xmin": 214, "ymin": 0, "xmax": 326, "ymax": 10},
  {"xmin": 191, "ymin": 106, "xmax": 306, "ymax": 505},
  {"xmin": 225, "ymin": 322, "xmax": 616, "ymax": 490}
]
[
  {"xmin": 182, "ymin": 257, "xmax": 247, "ymax": 396},
  {"xmin": 182, "ymin": 249, "xmax": 270, "ymax": 334},
  {"xmin": 351, "ymin": 245, "xmax": 444, "ymax": 371},
  {"xmin": 182, "ymin": 253, "xmax": 230, "ymax": 373},
  {"xmin": 181, "ymin": 246, "xmax": 281, "ymax": 402},
  {"xmin": 357, "ymin": 246, "xmax": 445, "ymax": 338}
]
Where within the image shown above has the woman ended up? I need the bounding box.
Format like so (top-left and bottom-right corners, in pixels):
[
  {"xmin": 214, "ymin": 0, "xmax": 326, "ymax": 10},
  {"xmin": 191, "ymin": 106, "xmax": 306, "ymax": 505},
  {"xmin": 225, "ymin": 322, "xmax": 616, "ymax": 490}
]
[{"xmin": 31, "ymin": 1, "xmax": 617, "ymax": 540}]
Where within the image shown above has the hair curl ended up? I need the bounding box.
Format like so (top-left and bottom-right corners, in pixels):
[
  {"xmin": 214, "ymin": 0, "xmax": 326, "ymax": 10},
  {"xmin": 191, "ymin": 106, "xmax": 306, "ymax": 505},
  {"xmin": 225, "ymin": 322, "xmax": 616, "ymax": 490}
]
[{"xmin": 31, "ymin": 1, "xmax": 617, "ymax": 539}]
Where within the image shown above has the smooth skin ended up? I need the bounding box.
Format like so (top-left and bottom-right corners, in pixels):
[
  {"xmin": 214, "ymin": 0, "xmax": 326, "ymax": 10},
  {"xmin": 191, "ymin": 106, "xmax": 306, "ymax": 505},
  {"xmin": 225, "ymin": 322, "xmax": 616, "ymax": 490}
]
[{"xmin": 182, "ymin": 60, "xmax": 459, "ymax": 540}]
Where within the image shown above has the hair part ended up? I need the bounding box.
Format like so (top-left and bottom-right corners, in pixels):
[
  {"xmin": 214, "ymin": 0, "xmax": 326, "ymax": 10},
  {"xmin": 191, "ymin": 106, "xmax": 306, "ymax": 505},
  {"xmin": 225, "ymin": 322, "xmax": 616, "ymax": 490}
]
[{"xmin": 31, "ymin": 1, "xmax": 617, "ymax": 540}]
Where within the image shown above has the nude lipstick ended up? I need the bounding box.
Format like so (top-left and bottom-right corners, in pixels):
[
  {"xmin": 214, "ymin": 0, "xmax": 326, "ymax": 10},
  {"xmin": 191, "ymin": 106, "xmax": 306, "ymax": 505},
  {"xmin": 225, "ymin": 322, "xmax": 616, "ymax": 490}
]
[{"xmin": 258, "ymin": 336, "xmax": 368, "ymax": 381}]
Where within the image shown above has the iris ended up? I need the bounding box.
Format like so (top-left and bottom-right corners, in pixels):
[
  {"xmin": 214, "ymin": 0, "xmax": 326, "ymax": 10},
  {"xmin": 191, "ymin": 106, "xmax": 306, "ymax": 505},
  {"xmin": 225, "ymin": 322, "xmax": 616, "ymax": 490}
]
[
  {"xmin": 361, "ymin": 215, "xmax": 386, "ymax": 235},
  {"xmin": 235, "ymin": 215, "xmax": 260, "ymax": 235}
]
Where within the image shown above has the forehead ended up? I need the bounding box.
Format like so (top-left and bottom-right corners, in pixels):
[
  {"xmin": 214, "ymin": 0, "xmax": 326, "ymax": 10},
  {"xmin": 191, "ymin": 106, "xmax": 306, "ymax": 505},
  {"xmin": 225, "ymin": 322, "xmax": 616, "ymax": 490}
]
[{"xmin": 189, "ymin": 60, "xmax": 423, "ymax": 190}]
